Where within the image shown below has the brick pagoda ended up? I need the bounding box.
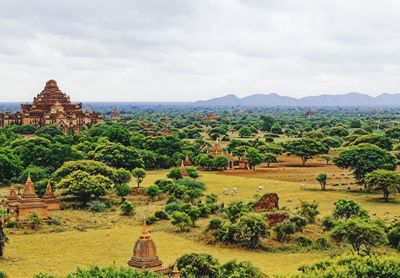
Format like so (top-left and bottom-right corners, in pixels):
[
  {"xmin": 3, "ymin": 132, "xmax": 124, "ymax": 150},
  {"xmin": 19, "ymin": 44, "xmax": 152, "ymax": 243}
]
[
  {"xmin": 0, "ymin": 79, "xmax": 103, "ymax": 132},
  {"xmin": 128, "ymin": 221, "xmax": 180, "ymax": 277}
]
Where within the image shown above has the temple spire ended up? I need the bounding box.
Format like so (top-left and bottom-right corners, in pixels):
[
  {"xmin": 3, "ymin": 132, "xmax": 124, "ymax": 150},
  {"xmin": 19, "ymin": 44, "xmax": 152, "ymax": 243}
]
[{"xmin": 142, "ymin": 219, "xmax": 149, "ymax": 234}]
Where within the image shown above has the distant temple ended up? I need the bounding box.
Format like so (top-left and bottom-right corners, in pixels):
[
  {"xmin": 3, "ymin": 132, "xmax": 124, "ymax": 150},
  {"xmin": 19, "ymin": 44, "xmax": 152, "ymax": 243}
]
[
  {"xmin": 110, "ymin": 108, "xmax": 121, "ymax": 121},
  {"xmin": 305, "ymin": 108, "xmax": 315, "ymax": 119},
  {"xmin": 5, "ymin": 175, "xmax": 60, "ymax": 219},
  {"xmin": 0, "ymin": 79, "xmax": 103, "ymax": 132},
  {"xmin": 128, "ymin": 221, "xmax": 180, "ymax": 277}
]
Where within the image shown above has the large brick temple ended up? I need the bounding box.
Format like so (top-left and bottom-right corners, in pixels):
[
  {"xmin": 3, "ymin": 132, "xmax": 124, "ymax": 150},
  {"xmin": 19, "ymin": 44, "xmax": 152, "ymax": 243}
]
[{"xmin": 0, "ymin": 79, "xmax": 103, "ymax": 132}]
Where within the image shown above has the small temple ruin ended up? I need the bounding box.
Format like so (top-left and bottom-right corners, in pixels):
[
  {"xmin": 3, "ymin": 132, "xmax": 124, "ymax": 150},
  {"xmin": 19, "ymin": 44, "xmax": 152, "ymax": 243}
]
[
  {"xmin": 110, "ymin": 108, "xmax": 121, "ymax": 121},
  {"xmin": 5, "ymin": 175, "xmax": 60, "ymax": 219},
  {"xmin": 0, "ymin": 79, "xmax": 103, "ymax": 132},
  {"xmin": 128, "ymin": 221, "xmax": 180, "ymax": 277}
]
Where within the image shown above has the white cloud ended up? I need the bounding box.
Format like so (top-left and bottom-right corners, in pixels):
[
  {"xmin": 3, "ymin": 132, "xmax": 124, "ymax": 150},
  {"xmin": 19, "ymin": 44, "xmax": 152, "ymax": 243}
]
[{"xmin": 0, "ymin": 0, "xmax": 399, "ymax": 101}]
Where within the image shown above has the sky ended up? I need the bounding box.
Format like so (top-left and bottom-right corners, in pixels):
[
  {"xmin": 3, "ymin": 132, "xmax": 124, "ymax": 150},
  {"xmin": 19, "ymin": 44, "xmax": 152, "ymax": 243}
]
[{"xmin": 0, "ymin": 0, "xmax": 399, "ymax": 102}]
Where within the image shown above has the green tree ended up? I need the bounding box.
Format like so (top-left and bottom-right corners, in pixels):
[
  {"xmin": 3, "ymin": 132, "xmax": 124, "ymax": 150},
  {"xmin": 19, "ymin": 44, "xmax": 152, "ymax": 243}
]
[
  {"xmin": 330, "ymin": 218, "xmax": 387, "ymax": 255},
  {"xmin": 120, "ymin": 200, "xmax": 135, "ymax": 216},
  {"xmin": 146, "ymin": 185, "xmax": 161, "ymax": 200},
  {"xmin": 365, "ymin": 169, "xmax": 400, "ymax": 202},
  {"xmin": 238, "ymin": 126, "xmax": 252, "ymax": 138},
  {"xmin": 113, "ymin": 168, "xmax": 131, "ymax": 185},
  {"xmin": 274, "ymin": 220, "xmax": 297, "ymax": 242},
  {"xmin": 315, "ymin": 173, "xmax": 327, "ymax": 191},
  {"xmin": 115, "ymin": 183, "xmax": 131, "ymax": 201},
  {"xmin": 334, "ymin": 144, "xmax": 397, "ymax": 185},
  {"xmin": 212, "ymin": 156, "xmax": 228, "ymax": 171},
  {"xmin": 57, "ymin": 170, "xmax": 113, "ymax": 204},
  {"xmin": 351, "ymin": 134, "xmax": 393, "ymax": 151},
  {"xmin": 91, "ymin": 142, "xmax": 144, "ymax": 169},
  {"xmin": 298, "ymin": 200, "xmax": 320, "ymax": 223},
  {"xmin": 187, "ymin": 205, "xmax": 201, "ymax": 226},
  {"xmin": 233, "ymin": 213, "xmax": 269, "ymax": 248},
  {"xmin": 333, "ymin": 199, "xmax": 369, "ymax": 220},
  {"xmin": 131, "ymin": 168, "xmax": 146, "ymax": 187},
  {"xmin": 260, "ymin": 115, "xmax": 274, "ymax": 132},
  {"xmin": 171, "ymin": 211, "xmax": 191, "ymax": 232},
  {"xmin": 246, "ymin": 148, "xmax": 263, "ymax": 169},
  {"xmin": 167, "ymin": 167, "xmax": 183, "ymax": 180},
  {"xmin": 177, "ymin": 253, "xmax": 220, "ymax": 278},
  {"xmin": 0, "ymin": 207, "xmax": 12, "ymax": 257},
  {"xmin": 225, "ymin": 201, "xmax": 249, "ymax": 223},
  {"xmin": 284, "ymin": 138, "xmax": 327, "ymax": 166},
  {"xmin": 295, "ymin": 254, "xmax": 400, "ymax": 277},
  {"xmin": 330, "ymin": 126, "xmax": 349, "ymax": 137},
  {"xmin": 0, "ymin": 149, "xmax": 22, "ymax": 185},
  {"xmin": 35, "ymin": 125, "xmax": 63, "ymax": 139},
  {"xmin": 263, "ymin": 152, "xmax": 277, "ymax": 167}
]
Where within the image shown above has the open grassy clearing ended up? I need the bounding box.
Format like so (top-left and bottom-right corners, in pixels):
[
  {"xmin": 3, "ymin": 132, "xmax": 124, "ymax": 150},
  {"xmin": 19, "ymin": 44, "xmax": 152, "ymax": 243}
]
[{"xmin": 2, "ymin": 167, "xmax": 400, "ymax": 277}]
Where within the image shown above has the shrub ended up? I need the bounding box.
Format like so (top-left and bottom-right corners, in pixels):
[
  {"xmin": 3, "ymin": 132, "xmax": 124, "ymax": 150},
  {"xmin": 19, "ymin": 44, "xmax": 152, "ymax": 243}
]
[
  {"xmin": 120, "ymin": 201, "xmax": 135, "ymax": 216},
  {"xmin": 165, "ymin": 201, "xmax": 185, "ymax": 214},
  {"xmin": 87, "ymin": 200, "xmax": 107, "ymax": 212},
  {"xmin": 171, "ymin": 211, "xmax": 191, "ymax": 232},
  {"xmin": 274, "ymin": 220, "xmax": 296, "ymax": 242},
  {"xmin": 289, "ymin": 215, "xmax": 307, "ymax": 232},
  {"xmin": 313, "ymin": 237, "xmax": 330, "ymax": 250},
  {"xmin": 115, "ymin": 183, "xmax": 131, "ymax": 200},
  {"xmin": 146, "ymin": 216, "xmax": 157, "ymax": 225},
  {"xmin": 154, "ymin": 210, "xmax": 169, "ymax": 220},
  {"xmin": 155, "ymin": 179, "xmax": 174, "ymax": 193},
  {"xmin": 333, "ymin": 199, "xmax": 369, "ymax": 220},
  {"xmin": 5, "ymin": 220, "xmax": 18, "ymax": 229},
  {"xmin": 322, "ymin": 216, "xmax": 337, "ymax": 231},
  {"xmin": 146, "ymin": 184, "xmax": 161, "ymax": 200},
  {"xmin": 167, "ymin": 167, "xmax": 183, "ymax": 180},
  {"xmin": 207, "ymin": 218, "xmax": 223, "ymax": 230},
  {"xmin": 388, "ymin": 223, "xmax": 400, "ymax": 250},
  {"xmin": 298, "ymin": 201, "xmax": 319, "ymax": 224},
  {"xmin": 27, "ymin": 212, "xmax": 43, "ymax": 230},
  {"xmin": 297, "ymin": 236, "xmax": 312, "ymax": 247},
  {"xmin": 47, "ymin": 216, "xmax": 61, "ymax": 226},
  {"xmin": 186, "ymin": 167, "xmax": 200, "ymax": 179}
]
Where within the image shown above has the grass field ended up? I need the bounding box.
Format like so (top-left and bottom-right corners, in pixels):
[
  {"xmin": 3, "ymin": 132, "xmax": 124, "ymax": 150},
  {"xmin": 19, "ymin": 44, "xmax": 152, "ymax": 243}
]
[{"xmin": 2, "ymin": 164, "xmax": 400, "ymax": 277}]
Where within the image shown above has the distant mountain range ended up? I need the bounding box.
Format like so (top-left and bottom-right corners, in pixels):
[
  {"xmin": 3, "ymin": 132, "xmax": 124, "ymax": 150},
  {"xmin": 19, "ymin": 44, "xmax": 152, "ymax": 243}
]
[{"xmin": 195, "ymin": 93, "xmax": 400, "ymax": 107}]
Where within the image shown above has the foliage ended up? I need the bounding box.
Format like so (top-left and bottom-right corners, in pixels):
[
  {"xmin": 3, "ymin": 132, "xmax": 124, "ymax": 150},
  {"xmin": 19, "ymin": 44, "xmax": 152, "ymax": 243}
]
[
  {"xmin": 351, "ymin": 134, "xmax": 393, "ymax": 151},
  {"xmin": 120, "ymin": 200, "xmax": 135, "ymax": 216},
  {"xmin": 90, "ymin": 142, "xmax": 144, "ymax": 169},
  {"xmin": 284, "ymin": 138, "xmax": 327, "ymax": 166},
  {"xmin": 185, "ymin": 166, "xmax": 200, "ymax": 179},
  {"xmin": 154, "ymin": 210, "xmax": 169, "ymax": 220},
  {"xmin": 225, "ymin": 201, "xmax": 250, "ymax": 223},
  {"xmin": 171, "ymin": 211, "xmax": 192, "ymax": 232},
  {"xmin": 333, "ymin": 199, "xmax": 369, "ymax": 220},
  {"xmin": 146, "ymin": 185, "xmax": 161, "ymax": 200},
  {"xmin": 177, "ymin": 253, "xmax": 220, "ymax": 278},
  {"xmin": 115, "ymin": 183, "xmax": 131, "ymax": 200},
  {"xmin": 0, "ymin": 208, "xmax": 12, "ymax": 258},
  {"xmin": 131, "ymin": 168, "xmax": 146, "ymax": 187},
  {"xmin": 295, "ymin": 254, "xmax": 400, "ymax": 278},
  {"xmin": 57, "ymin": 170, "xmax": 113, "ymax": 204},
  {"xmin": 315, "ymin": 173, "xmax": 327, "ymax": 191},
  {"xmin": 365, "ymin": 169, "xmax": 400, "ymax": 202},
  {"xmin": 274, "ymin": 220, "xmax": 297, "ymax": 242},
  {"xmin": 34, "ymin": 265, "xmax": 162, "ymax": 278},
  {"xmin": 246, "ymin": 148, "xmax": 263, "ymax": 169},
  {"xmin": 298, "ymin": 201, "xmax": 319, "ymax": 224},
  {"xmin": 263, "ymin": 152, "xmax": 277, "ymax": 167},
  {"xmin": 27, "ymin": 212, "xmax": 43, "ymax": 230},
  {"xmin": 330, "ymin": 218, "xmax": 387, "ymax": 255},
  {"xmin": 53, "ymin": 160, "xmax": 117, "ymax": 183},
  {"xmin": 87, "ymin": 200, "xmax": 108, "ymax": 212},
  {"xmin": 113, "ymin": 168, "xmax": 131, "ymax": 185},
  {"xmin": 334, "ymin": 144, "xmax": 397, "ymax": 184},
  {"xmin": 212, "ymin": 156, "xmax": 228, "ymax": 171},
  {"xmin": 167, "ymin": 167, "xmax": 183, "ymax": 180}
]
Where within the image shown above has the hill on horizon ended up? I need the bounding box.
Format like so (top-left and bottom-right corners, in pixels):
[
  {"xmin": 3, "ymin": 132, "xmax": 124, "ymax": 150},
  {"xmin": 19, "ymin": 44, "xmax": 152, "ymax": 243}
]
[{"xmin": 195, "ymin": 92, "xmax": 400, "ymax": 107}]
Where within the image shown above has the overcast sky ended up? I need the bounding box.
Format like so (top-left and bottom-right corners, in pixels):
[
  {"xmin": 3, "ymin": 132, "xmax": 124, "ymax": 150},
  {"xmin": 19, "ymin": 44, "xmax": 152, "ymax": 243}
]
[{"xmin": 0, "ymin": 1, "xmax": 399, "ymax": 102}]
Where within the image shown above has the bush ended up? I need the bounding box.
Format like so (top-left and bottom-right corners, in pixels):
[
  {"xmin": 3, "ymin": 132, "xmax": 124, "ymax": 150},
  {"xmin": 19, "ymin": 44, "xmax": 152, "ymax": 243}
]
[
  {"xmin": 146, "ymin": 216, "xmax": 157, "ymax": 225},
  {"xmin": 27, "ymin": 212, "xmax": 43, "ymax": 230},
  {"xmin": 5, "ymin": 220, "xmax": 18, "ymax": 229},
  {"xmin": 388, "ymin": 223, "xmax": 400, "ymax": 250},
  {"xmin": 120, "ymin": 201, "xmax": 135, "ymax": 216},
  {"xmin": 154, "ymin": 210, "xmax": 169, "ymax": 220},
  {"xmin": 322, "ymin": 216, "xmax": 337, "ymax": 231},
  {"xmin": 289, "ymin": 215, "xmax": 307, "ymax": 232},
  {"xmin": 333, "ymin": 199, "xmax": 369, "ymax": 220},
  {"xmin": 297, "ymin": 236, "xmax": 312, "ymax": 247},
  {"xmin": 47, "ymin": 216, "xmax": 61, "ymax": 226},
  {"xmin": 171, "ymin": 211, "xmax": 191, "ymax": 232},
  {"xmin": 298, "ymin": 201, "xmax": 319, "ymax": 224},
  {"xmin": 207, "ymin": 218, "xmax": 223, "ymax": 230},
  {"xmin": 87, "ymin": 200, "xmax": 107, "ymax": 212},
  {"xmin": 274, "ymin": 220, "xmax": 296, "ymax": 242},
  {"xmin": 313, "ymin": 237, "xmax": 330, "ymax": 250},
  {"xmin": 115, "ymin": 183, "xmax": 131, "ymax": 200},
  {"xmin": 155, "ymin": 179, "xmax": 174, "ymax": 193},
  {"xmin": 146, "ymin": 185, "xmax": 161, "ymax": 200}
]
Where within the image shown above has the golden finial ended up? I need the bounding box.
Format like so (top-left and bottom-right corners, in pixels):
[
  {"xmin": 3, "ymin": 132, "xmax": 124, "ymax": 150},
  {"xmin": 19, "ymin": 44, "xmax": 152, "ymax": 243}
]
[
  {"xmin": 26, "ymin": 172, "xmax": 32, "ymax": 182},
  {"xmin": 142, "ymin": 219, "xmax": 149, "ymax": 234}
]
